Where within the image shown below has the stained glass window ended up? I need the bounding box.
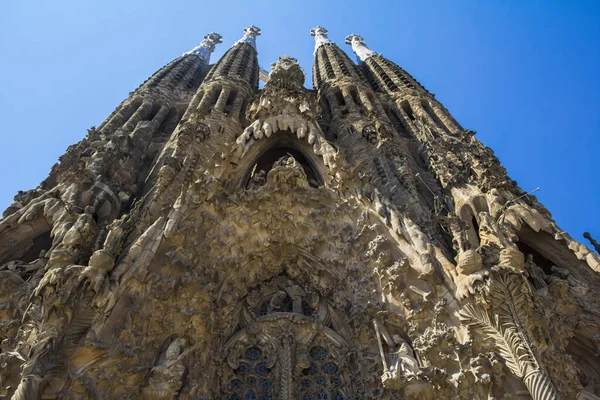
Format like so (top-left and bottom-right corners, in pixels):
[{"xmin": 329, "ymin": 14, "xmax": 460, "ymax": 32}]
[
  {"xmin": 299, "ymin": 346, "xmax": 346, "ymax": 400},
  {"xmin": 228, "ymin": 346, "xmax": 273, "ymax": 400}
]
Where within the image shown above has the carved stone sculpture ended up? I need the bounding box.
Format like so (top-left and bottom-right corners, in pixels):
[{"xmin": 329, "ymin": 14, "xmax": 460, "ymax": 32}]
[
  {"xmin": 382, "ymin": 335, "xmax": 420, "ymax": 386},
  {"xmin": 142, "ymin": 338, "xmax": 188, "ymax": 399},
  {"xmin": 525, "ymin": 254, "xmax": 548, "ymax": 291}
]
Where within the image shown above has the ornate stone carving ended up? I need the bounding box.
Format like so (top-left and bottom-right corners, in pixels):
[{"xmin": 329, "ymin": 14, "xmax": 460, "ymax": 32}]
[
  {"xmin": 373, "ymin": 320, "xmax": 432, "ymax": 398},
  {"xmin": 460, "ymin": 274, "xmax": 561, "ymax": 400},
  {"xmin": 0, "ymin": 25, "xmax": 597, "ymax": 400},
  {"xmin": 182, "ymin": 32, "xmax": 223, "ymax": 63},
  {"xmin": 310, "ymin": 26, "xmax": 333, "ymax": 51},
  {"xmin": 220, "ymin": 277, "xmax": 352, "ymax": 399},
  {"xmin": 142, "ymin": 338, "xmax": 188, "ymax": 399},
  {"xmin": 235, "ymin": 25, "xmax": 261, "ymax": 50}
]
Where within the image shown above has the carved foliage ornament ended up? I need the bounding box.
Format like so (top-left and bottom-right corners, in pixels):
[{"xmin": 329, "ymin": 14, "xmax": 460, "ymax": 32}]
[{"xmin": 459, "ymin": 274, "xmax": 560, "ymax": 400}]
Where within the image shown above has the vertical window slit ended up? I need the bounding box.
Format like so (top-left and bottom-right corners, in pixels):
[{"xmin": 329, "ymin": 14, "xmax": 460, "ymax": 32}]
[
  {"xmin": 349, "ymin": 87, "xmax": 361, "ymax": 108},
  {"xmin": 401, "ymin": 101, "xmax": 415, "ymax": 121},
  {"xmin": 211, "ymin": 85, "xmax": 222, "ymax": 107},
  {"xmin": 224, "ymin": 90, "xmax": 237, "ymax": 114},
  {"xmin": 334, "ymin": 89, "xmax": 345, "ymax": 107}
]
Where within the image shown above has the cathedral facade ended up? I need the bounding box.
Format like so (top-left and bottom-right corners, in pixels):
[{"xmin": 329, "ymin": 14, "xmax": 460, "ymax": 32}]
[{"xmin": 0, "ymin": 26, "xmax": 599, "ymax": 399}]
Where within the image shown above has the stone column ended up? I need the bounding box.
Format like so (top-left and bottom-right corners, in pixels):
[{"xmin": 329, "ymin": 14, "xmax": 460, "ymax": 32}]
[
  {"xmin": 341, "ymin": 87, "xmax": 358, "ymax": 114},
  {"xmin": 197, "ymin": 87, "xmax": 217, "ymax": 114},
  {"xmin": 121, "ymin": 100, "xmax": 154, "ymax": 134},
  {"xmin": 214, "ymin": 87, "xmax": 231, "ymax": 113},
  {"xmin": 100, "ymin": 99, "xmax": 142, "ymax": 135},
  {"xmin": 152, "ymin": 104, "xmax": 171, "ymax": 127}
]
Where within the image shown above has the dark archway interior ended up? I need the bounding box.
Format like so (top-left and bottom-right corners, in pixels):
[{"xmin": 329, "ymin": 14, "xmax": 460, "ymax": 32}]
[
  {"xmin": 515, "ymin": 225, "xmax": 589, "ymax": 277},
  {"xmin": 158, "ymin": 107, "xmax": 183, "ymax": 136},
  {"xmin": 516, "ymin": 240, "xmax": 555, "ymax": 275},
  {"xmin": 21, "ymin": 231, "xmax": 52, "ymax": 263},
  {"xmin": 459, "ymin": 205, "xmax": 480, "ymax": 245},
  {"xmin": 246, "ymin": 145, "xmax": 322, "ymax": 188}
]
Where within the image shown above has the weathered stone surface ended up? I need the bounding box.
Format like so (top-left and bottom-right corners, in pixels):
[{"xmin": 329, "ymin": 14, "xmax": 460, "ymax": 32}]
[{"xmin": 0, "ymin": 26, "xmax": 598, "ymax": 400}]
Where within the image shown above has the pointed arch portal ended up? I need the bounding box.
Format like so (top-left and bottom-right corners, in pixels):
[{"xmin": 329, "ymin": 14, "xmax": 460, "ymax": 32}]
[{"xmin": 233, "ymin": 131, "xmax": 328, "ymax": 190}]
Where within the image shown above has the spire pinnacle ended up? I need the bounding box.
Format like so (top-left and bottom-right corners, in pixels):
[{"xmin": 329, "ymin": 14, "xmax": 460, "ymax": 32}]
[
  {"xmin": 310, "ymin": 26, "xmax": 333, "ymax": 53},
  {"xmin": 183, "ymin": 32, "xmax": 223, "ymax": 63},
  {"xmin": 235, "ymin": 25, "xmax": 261, "ymax": 50},
  {"xmin": 345, "ymin": 34, "xmax": 377, "ymax": 62}
]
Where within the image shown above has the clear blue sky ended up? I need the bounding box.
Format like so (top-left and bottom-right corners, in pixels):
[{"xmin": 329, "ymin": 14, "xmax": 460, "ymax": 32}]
[{"xmin": 1, "ymin": 1, "xmax": 599, "ymax": 243}]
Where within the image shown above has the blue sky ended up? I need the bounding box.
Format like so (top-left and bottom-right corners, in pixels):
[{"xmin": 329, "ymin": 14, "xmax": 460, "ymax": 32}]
[{"xmin": 1, "ymin": 1, "xmax": 599, "ymax": 243}]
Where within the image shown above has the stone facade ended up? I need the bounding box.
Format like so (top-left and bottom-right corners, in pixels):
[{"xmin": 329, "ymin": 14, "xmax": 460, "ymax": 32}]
[{"xmin": 0, "ymin": 26, "xmax": 599, "ymax": 400}]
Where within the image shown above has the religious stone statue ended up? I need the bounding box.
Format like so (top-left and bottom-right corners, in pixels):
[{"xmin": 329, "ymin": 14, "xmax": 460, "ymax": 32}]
[
  {"xmin": 448, "ymin": 215, "xmax": 483, "ymax": 277},
  {"xmin": 362, "ymin": 125, "xmax": 378, "ymax": 145},
  {"xmin": 143, "ymin": 338, "xmax": 188, "ymax": 400},
  {"xmin": 267, "ymin": 291, "xmax": 290, "ymax": 313},
  {"xmin": 247, "ymin": 169, "xmax": 266, "ymax": 190},
  {"xmin": 524, "ymin": 254, "xmax": 547, "ymax": 291},
  {"xmin": 266, "ymin": 155, "xmax": 309, "ymax": 188},
  {"xmin": 384, "ymin": 335, "xmax": 420, "ymax": 385},
  {"xmin": 284, "ymin": 284, "xmax": 306, "ymax": 314},
  {"xmin": 374, "ymin": 321, "xmax": 421, "ymax": 390},
  {"xmin": 272, "ymin": 155, "xmax": 295, "ymax": 169}
]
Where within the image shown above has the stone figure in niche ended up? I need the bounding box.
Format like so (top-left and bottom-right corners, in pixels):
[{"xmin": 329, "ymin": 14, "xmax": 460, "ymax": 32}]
[
  {"xmin": 263, "ymin": 283, "xmax": 308, "ymax": 315},
  {"xmin": 382, "ymin": 335, "xmax": 421, "ymax": 389},
  {"xmin": 448, "ymin": 215, "xmax": 483, "ymax": 276},
  {"xmin": 68, "ymin": 207, "xmax": 97, "ymax": 247},
  {"xmin": 102, "ymin": 216, "xmax": 127, "ymax": 257},
  {"xmin": 89, "ymin": 215, "xmax": 127, "ymax": 272},
  {"xmin": 524, "ymin": 254, "xmax": 547, "ymax": 291},
  {"xmin": 272, "ymin": 155, "xmax": 296, "ymax": 169},
  {"xmin": 285, "ymin": 283, "xmax": 305, "ymax": 313},
  {"xmin": 267, "ymin": 290, "xmax": 291, "ymax": 313},
  {"xmin": 448, "ymin": 215, "xmax": 471, "ymax": 254},
  {"xmin": 373, "ymin": 320, "xmax": 421, "ymax": 390},
  {"xmin": 143, "ymin": 338, "xmax": 187, "ymax": 400},
  {"xmin": 390, "ymin": 153, "xmax": 417, "ymax": 195},
  {"xmin": 247, "ymin": 169, "xmax": 266, "ymax": 190},
  {"xmin": 267, "ymin": 155, "xmax": 309, "ymax": 188}
]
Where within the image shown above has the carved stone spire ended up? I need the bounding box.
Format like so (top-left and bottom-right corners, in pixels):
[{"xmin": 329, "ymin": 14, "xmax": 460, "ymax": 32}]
[
  {"xmin": 235, "ymin": 25, "xmax": 261, "ymax": 50},
  {"xmin": 345, "ymin": 33, "xmax": 377, "ymax": 63},
  {"xmin": 182, "ymin": 32, "xmax": 223, "ymax": 63},
  {"xmin": 310, "ymin": 26, "xmax": 333, "ymax": 53}
]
